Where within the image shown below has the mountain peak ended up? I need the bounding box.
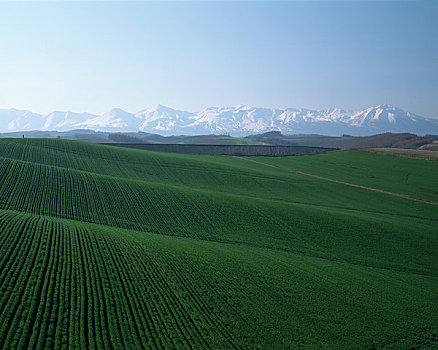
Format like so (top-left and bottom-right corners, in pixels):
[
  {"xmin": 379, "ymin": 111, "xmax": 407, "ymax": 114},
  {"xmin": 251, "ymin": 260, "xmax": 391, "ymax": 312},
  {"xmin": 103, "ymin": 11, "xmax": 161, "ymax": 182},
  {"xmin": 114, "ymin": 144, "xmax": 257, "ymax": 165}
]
[
  {"xmin": 374, "ymin": 104, "xmax": 395, "ymax": 110},
  {"xmin": 1, "ymin": 104, "xmax": 436, "ymax": 136},
  {"xmin": 107, "ymin": 107, "xmax": 128, "ymax": 113},
  {"xmin": 152, "ymin": 104, "xmax": 174, "ymax": 111},
  {"xmin": 137, "ymin": 104, "xmax": 182, "ymax": 115},
  {"xmin": 103, "ymin": 108, "xmax": 133, "ymax": 117}
]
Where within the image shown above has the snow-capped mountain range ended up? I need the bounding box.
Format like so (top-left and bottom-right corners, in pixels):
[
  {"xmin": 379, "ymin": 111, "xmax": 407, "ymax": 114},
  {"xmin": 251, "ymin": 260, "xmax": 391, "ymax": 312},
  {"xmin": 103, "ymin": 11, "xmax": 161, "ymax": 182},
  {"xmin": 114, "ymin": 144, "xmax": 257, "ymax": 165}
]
[{"xmin": 1, "ymin": 104, "xmax": 437, "ymax": 136}]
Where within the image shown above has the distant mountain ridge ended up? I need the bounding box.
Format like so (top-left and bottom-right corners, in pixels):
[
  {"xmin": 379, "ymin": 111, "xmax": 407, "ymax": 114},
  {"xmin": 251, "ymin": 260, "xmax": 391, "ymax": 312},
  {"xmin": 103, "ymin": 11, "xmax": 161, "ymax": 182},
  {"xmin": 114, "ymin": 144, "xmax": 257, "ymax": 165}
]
[{"xmin": 1, "ymin": 104, "xmax": 437, "ymax": 136}]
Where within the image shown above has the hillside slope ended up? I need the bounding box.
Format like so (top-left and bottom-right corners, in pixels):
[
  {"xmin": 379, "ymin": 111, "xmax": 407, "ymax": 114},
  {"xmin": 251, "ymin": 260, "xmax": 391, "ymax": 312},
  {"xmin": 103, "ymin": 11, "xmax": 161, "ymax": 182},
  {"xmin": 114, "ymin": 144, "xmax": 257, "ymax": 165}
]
[{"xmin": 0, "ymin": 139, "xmax": 437, "ymax": 349}]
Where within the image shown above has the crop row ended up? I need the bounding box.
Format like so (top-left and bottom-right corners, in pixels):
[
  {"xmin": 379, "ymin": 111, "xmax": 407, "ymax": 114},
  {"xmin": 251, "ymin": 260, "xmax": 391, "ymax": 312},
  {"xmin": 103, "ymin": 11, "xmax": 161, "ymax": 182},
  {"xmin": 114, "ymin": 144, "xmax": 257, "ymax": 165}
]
[
  {"xmin": 1, "ymin": 149, "xmax": 437, "ymax": 276},
  {"xmin": 0, "ymin": 154, "xmax": 301, "ymax": 248},
  {"xmin": 0, "ymin": 210, "xmax": 247, "ymax": 349}
]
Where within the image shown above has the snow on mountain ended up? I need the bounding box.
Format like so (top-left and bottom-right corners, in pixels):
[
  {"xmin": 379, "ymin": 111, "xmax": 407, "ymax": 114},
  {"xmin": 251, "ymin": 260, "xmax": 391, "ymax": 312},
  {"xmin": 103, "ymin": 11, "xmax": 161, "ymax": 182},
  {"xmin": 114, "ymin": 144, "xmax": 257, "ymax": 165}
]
[
  {"xmin": 186, "ymin": 106, "xmax": 278, "ymax": 134},
  {"xmin": 75, "ymin": 108, "xmax": 141, "ymax": 132},
  {"xmin": 137, "ymin": 104, "xmax": 192, "ymax": 132},
  {"xmin": 345, "ymin": 104, "xmax": 438, "ymax": 135},
  {"xmin": 0, "ymin": 109, "xmax": 45, "ymax": 131},
  {"xmin": 1, "ymin": 104, "xmax": 437, "ymax": 136},
  {"xmin": 42, "ymin": 111, "xmax": 98, "ymax": 131}
]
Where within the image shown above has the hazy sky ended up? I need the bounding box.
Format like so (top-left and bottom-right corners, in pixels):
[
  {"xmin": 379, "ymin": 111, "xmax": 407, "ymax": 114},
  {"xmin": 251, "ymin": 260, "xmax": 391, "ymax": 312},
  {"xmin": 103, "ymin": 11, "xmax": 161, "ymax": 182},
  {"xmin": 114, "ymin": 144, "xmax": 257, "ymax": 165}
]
[{"xmin": 0, "ymin": 0, "xmax": 437, "ymax": 117}]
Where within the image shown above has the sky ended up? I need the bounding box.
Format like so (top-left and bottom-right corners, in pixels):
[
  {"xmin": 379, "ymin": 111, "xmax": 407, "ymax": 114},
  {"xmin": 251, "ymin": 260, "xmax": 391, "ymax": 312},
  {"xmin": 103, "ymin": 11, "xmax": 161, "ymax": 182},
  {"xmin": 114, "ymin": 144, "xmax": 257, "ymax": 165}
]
[{"xmin": 0, "ymin": 0, "xmax": 437, "ymax": 117}]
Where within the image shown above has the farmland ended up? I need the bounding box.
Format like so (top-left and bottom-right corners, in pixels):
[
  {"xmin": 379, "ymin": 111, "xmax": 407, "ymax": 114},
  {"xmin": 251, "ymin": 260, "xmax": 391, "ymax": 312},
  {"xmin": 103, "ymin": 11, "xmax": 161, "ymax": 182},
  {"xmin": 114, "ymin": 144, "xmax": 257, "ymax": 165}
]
[
  {"xmin": 101, "ymin": 143, "xmax": 335, "ymax": 156},
  {"xmin": 363, "ymin": 147, "xmax": 438, "ymax": 161},
  {"xmin": 0, "ymin": 138, "xmax": 437, "ymax": 349}
]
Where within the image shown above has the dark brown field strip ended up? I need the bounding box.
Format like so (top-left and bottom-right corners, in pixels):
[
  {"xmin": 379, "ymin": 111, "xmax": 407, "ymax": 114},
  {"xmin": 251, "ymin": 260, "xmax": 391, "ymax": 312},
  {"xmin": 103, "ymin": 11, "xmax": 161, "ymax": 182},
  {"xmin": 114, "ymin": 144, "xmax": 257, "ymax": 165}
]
[{"xmin": 232, "ymin": 156, "xmax": 438, "ymax": 206}]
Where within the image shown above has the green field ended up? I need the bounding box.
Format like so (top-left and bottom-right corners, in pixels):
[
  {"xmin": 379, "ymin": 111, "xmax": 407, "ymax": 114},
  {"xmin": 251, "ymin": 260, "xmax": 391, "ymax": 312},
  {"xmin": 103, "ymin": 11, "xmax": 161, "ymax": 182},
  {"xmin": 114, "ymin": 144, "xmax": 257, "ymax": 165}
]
[
  {"xmin": 250, "ymin": 150, "xmax": 438, "ymax": 202},
  {"xmin": 0, "ymin": 139, "xmax": 437, "ymax": 349},
  {"xmin": 364, "ymin": 148, "xmax": 438, "ymax": 161}
]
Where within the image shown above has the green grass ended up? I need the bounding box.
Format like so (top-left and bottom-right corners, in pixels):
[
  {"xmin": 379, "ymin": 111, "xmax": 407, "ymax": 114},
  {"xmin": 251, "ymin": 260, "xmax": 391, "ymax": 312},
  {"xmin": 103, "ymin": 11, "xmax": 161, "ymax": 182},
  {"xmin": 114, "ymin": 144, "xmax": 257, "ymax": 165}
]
[
  {"xmin": 0, "ymin": 139, "xmax": 437, "ymax": 349},
  {"xmin": 364, "ymin": 147, "xmax": 438, "ymax": 161},
  {"xmin": 251, "ymin": 150, "xmax": 438, "ymax": 202}
]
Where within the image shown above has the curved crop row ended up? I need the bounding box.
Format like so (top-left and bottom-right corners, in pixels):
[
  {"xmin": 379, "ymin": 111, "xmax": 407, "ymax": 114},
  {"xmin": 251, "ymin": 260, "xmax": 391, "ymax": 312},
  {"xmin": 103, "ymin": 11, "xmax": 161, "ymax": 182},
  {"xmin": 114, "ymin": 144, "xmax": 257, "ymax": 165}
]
[
  {"xmin": 0, "ymin": 139, "xmax": 436, "ymax": 349},
  {"xmin": 0, "ymin": 210, "xmax": 250, "ymax": 349}
]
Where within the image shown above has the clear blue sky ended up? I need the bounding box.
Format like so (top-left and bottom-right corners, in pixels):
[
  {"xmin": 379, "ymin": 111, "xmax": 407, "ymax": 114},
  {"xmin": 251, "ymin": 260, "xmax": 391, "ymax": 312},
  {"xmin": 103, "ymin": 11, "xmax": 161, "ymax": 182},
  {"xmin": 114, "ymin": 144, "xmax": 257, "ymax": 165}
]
[{"xmin": 0, "ymin": 0, "xmax": 437, "ymax": 117}]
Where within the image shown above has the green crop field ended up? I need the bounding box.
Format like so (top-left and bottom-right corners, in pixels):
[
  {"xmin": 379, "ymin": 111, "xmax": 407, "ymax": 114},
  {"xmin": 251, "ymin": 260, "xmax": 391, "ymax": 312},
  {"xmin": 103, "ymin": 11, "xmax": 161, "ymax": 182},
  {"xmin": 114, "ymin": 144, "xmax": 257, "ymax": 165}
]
[
  {"xmin": 250, "ymin": 150, "xmax": 438, "ymax": 202},
  {"xmin": 364, "ymin": 148, "xmax": 438, "ymax": 161},
  {"xmin": 0, "ymin": 139, "xmax": 437, "ymax": 349}
]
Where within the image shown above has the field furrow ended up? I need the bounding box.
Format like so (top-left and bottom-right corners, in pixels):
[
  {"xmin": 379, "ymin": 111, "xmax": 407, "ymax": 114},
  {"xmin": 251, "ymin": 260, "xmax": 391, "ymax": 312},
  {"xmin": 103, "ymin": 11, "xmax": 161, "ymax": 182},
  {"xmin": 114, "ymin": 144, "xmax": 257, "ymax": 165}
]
[{"xmin": 0, "ymin": 139, "xmax": 436, "ymax": 349}]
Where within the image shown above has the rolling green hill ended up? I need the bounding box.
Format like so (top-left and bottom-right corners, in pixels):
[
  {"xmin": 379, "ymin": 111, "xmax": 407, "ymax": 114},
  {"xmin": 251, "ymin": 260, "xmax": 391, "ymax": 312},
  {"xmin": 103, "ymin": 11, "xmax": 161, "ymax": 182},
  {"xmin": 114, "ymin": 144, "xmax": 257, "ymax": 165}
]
[{"xmin": 0, "ymin": 139, "xmax": 437, "ymax": 349}]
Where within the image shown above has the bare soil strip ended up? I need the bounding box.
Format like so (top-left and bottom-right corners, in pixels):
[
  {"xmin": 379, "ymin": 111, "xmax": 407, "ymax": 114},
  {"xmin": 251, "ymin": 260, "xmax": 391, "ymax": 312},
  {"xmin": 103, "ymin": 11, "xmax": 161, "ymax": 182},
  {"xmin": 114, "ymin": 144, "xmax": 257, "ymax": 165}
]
[{"xmin": 232, "ymin": 156, "xmax": 438, "ymax": 206}]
